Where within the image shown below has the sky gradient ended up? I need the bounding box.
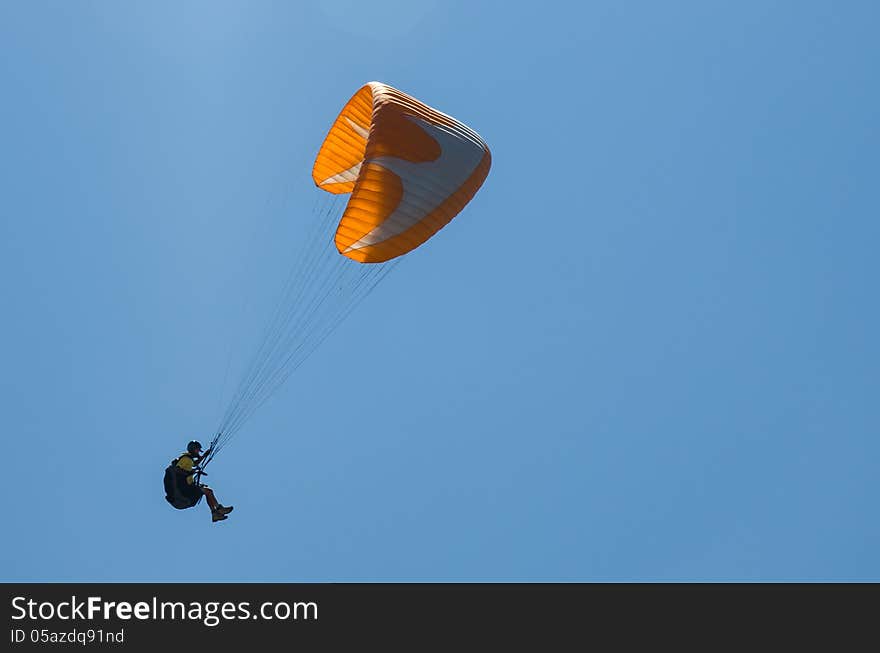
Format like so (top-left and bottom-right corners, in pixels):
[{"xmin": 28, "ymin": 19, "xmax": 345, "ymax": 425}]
[{"xmin": 1, "ymin": 0, "xmax": 878, "ymax": 581}]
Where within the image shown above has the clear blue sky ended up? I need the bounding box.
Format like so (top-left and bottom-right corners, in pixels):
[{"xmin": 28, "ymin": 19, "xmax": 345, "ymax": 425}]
[{"xmin": 1, "ymin": 1, "xmax": 878, "ymax": 582}]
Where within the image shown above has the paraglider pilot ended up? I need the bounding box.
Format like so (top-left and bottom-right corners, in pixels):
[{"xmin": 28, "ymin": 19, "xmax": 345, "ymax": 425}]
[{"xmin": 164, "ymin": 440, "xmax": 234, "ymax": 523}]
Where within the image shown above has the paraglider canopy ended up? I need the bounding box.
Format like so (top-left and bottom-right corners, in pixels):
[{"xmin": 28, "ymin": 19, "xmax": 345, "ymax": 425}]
[{"xmin": 312, "ymin": 82, "xmax": 492, "ymax": 263}]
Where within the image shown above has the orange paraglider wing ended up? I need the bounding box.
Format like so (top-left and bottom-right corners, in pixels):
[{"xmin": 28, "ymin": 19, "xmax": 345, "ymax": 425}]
[{"xmin": 312, "ymin": 82, "xmax": 491, "ymax": 263}]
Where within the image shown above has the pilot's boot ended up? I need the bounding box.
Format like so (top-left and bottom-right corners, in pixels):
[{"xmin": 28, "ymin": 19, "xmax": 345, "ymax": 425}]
[{"xmin": 212, "ymin": 509, "xmax": 228, "ymax": 523}]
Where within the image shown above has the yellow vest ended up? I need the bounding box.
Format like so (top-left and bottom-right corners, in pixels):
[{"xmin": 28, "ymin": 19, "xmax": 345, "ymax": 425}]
[{"xmin": 175, "ymin": 452, "xmax": 197, "ymax": 485}]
